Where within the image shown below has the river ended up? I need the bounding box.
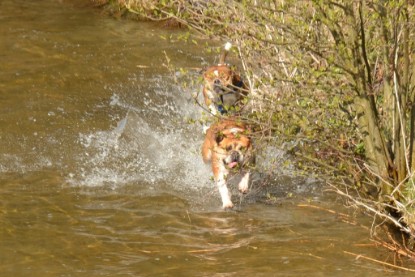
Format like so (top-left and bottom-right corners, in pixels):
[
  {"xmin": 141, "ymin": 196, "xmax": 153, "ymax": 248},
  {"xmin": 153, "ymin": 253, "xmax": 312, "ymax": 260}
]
[{"xmin": 0, "ymin": 0, "xmax": 406, "ymax": 276}]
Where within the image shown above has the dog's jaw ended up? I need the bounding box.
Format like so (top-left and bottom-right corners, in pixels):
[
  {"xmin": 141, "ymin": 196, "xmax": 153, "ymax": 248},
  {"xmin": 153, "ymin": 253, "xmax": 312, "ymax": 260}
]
[{"xmin": 223, "ymin": 150, "xmax": 244, "ymax": 169}]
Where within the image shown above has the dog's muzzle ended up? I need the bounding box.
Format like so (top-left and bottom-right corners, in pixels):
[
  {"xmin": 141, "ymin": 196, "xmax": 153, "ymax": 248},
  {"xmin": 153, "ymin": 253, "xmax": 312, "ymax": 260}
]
[
  {"xmin": 231, "ymin": 151, "xmax": 240, "ymax": 162},
  {"xmin": 225, "ymin": 151, "xmax": 241, "ymax": 169},
  {"xmin": 213, "ymin": 79, "xmax": 225, "ymax": 94}
]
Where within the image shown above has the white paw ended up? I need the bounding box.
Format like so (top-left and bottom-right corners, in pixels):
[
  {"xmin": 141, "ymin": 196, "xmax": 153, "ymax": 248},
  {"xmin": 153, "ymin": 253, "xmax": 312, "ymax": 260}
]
[
  {"xmin": 238, "ymin": 173, "xmax": 250, "ymax": 193},
  {"xmin": 222, "ymin": 200, "xmax": 234, "ymax": 209},
  {"xmin": 209, "ymin": 104, "xmax": 217, "ymax": 115}
]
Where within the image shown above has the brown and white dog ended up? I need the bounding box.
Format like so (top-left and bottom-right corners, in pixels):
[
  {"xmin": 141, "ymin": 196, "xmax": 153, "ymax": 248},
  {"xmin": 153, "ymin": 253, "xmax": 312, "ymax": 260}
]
[
  {"xmin": 202, "ymin": 119, "xmax": 254, "ymax": 209},
  {"xmin": 202, "ymin": 42, "xmax": 248, "ymax": 115}
]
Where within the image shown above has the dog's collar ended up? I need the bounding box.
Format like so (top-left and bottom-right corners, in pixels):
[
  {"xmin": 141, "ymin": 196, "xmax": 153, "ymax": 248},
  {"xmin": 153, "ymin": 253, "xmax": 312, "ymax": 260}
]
[
  {"xmin": 217, "ymin": 104, "xmax": 227, "ymax": 115},
  {"xmin": 234, "ymin": 79, "xmax": 244, "ymax": 88},
  {"xmin": 217, "ymin": 94, "xmax": 228, "ymax": 115}
]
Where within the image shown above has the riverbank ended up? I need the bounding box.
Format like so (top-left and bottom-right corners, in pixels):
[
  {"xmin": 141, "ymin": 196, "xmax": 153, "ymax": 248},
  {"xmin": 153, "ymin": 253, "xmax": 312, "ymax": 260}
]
[
  {"xmin": 1, "ymin": 1, "xmax": 404, "ymax": 275},
  {"xmin": 86, "ymin": 0, "xmax": 415, "ymax": 266}
]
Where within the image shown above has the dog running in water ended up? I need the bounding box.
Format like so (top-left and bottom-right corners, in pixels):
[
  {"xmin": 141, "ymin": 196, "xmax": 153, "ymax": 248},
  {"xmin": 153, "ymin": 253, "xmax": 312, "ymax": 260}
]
[
  {"xmin": 202, "ymin": 118, "xmax": 254, "ymax": 209},
  {"xmin": 202, "ymin": 42, "xmax": 249, "ymax": 115}
]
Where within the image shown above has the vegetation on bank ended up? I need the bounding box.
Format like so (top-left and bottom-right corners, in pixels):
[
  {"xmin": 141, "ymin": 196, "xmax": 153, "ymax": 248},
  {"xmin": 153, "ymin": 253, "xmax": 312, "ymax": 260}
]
[{"xmin": 91, "ymin": 0, "xmax": 415, "ymax": 257}]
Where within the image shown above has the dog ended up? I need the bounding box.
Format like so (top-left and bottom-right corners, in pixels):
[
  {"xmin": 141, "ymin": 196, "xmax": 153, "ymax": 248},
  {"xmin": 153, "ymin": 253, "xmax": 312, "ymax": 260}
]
[
  {"xmin": 202, "ymin": 119, "xmax": 254, "ymax": 208},
  {"xmin": 202, "ymin": 42, "xmax": 248, "ymax": 115}
]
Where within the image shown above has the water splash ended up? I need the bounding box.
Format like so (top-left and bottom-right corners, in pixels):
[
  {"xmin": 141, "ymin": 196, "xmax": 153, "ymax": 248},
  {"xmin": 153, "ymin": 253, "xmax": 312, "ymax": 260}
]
[{"xmin": 67, "ymin": 79, "xmax": 212, "ymax": 192}]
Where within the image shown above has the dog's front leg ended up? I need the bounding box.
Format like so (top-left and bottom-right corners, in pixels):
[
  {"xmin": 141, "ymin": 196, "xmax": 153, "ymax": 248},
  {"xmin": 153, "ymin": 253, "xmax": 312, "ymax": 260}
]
[
  {"xmin": 208, "ymin": 103, "xmax": 217, "ymax": 115},
  {"xmin": 238, "ymin": 172, "xmax": 250, "ymax": 193},
  {"xmin": 217, "ymin": 171, "xmax": 233, "ymax": 209}
]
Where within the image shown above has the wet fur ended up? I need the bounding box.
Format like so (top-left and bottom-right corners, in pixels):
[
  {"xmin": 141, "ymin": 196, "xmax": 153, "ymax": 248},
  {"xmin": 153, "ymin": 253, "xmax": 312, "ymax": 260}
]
[
  {"xmin": 202, "ymin": 119, "xmax": 253, "ymax": 208},
  {"xmin": 202, "ymin": 45, "xmax": 248, "ymax": 115}
]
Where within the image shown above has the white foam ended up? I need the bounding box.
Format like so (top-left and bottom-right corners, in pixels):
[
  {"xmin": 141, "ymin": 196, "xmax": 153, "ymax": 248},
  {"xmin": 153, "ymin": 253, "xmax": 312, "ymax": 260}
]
[{"xmin": 67, "ymin": 81, "xmax": 213, "ymax": 192}]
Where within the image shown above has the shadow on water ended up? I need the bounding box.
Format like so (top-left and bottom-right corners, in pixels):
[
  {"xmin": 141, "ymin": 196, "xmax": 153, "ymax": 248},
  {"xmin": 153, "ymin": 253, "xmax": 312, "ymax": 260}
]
[{"xmin": 0, "ymin": 0, "xmax": 409, "ymax": 276}]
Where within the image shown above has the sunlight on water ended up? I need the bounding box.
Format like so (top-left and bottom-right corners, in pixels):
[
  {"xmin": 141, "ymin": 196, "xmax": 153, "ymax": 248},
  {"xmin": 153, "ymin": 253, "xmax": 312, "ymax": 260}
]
[
  {"xmin": 0, "ymin": 1, "xmax": 406, "ymax": 276},
  {"xmin": 67, "ymin": 82, "xmax": 212, "ymax": 191}
]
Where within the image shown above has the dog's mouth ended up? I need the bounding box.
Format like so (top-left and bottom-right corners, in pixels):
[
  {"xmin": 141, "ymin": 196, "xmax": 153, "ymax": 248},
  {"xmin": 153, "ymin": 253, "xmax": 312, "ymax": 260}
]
[
  {"xmin": 226, "ymin": 161, "xmax": 238, "ymax": 169},
  {"xmin": 224, "ymin": 151, "xmax": 241, "ymax": 169}
]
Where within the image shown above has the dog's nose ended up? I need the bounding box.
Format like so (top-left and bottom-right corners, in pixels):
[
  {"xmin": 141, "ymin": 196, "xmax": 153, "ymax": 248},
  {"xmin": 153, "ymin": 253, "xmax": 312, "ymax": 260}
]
[
  {"xmin": 214, "ymin": 79, "xmax": 221, "ymax": 85},
  {"xmin": 231, "ymin": 151, "xmax": 240, "ymax": 162}
]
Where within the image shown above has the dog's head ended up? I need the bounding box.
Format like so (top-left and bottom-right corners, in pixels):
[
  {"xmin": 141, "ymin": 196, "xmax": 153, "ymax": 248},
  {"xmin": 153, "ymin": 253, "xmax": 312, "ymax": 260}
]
[
  {"xmin": 215, "ymin": 127, "xmax": 251, "ymax": 169},
  {"xmin": 204, "ymin": 65, "xmax": 234, "ymax": 96}
]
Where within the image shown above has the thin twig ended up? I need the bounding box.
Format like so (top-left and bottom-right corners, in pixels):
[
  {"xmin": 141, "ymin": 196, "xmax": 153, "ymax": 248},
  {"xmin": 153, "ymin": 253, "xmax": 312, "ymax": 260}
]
[
  {"xmin": 344, "ymin": 251, "xmax": 415, "ymax": 272},
  {"xmin": 297, "ymin": 203, "xmax": 349, "ymax": 218},
  {"xmin": 329, "ymin": 183, "xmax": 413, "ymax": 235}
]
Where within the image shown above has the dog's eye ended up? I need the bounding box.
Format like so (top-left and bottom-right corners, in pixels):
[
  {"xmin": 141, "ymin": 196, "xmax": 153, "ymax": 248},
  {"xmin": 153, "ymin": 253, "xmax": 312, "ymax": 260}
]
[
  {"xmin": 226, "ymin": 146, "xmax": 232, "ymax": 151},
  {"xmin": 240, "ymin": 146, "xmax": 246, "ymax": 152}
]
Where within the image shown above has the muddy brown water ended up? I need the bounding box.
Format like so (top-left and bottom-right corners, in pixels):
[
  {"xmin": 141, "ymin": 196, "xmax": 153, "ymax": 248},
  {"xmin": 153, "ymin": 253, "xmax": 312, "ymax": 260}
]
[{"xmin": 0, "ymin": 1, "xmax": 410, "ymax": 276}]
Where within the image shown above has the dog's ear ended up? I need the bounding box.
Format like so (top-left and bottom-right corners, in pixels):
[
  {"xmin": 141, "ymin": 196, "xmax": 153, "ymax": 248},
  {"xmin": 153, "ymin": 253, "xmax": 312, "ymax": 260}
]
[{"xmin": 216, "ymin": 132, "xmax": 225, "ymax": 144}]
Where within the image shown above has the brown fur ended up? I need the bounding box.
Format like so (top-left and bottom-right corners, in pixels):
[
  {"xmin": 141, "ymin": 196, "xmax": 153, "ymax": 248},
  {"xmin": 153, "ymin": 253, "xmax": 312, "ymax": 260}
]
[
  {"xmin": 202, "ymin": 119, "xmax": 253, "ymax": 208},
  {"xmin": 202, "ymin": 63, "xmax": 248, "ymax": 115}
]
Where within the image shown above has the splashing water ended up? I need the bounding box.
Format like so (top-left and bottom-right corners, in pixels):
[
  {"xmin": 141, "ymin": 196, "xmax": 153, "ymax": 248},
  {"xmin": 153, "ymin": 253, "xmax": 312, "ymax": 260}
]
[{"xmin": 66, "ymin": 76, "xmax": 212, "ymax": 193}]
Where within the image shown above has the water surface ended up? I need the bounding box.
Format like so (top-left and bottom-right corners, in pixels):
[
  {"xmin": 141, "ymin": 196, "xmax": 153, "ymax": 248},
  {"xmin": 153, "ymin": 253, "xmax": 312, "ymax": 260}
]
[{"xmin": 0, "ymin": 0, "xmax": 407, "ymax": 276}]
